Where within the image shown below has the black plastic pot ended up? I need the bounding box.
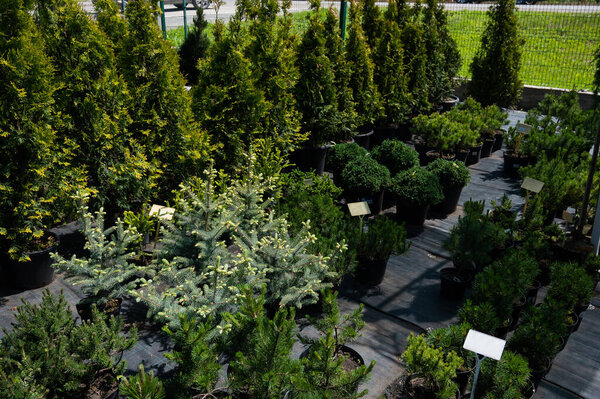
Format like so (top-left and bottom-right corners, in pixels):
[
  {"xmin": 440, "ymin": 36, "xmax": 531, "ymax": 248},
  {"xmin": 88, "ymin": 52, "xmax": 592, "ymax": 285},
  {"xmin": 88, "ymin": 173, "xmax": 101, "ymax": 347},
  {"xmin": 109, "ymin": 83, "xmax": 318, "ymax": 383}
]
[
  {"xmin": 290, "ymin": 145, "xmax": 329, "ymax": 175},
  {"xmin": 465, "ymin": 144, "xmax": 482, "ymax": 166},
  {"xmin": 455, "ymin": 363, "xmax": 475, "ymax": 396},
  {"xmin": 480, "ymin": 138, "xmax": 496, "ymax": 158},
  {"xmin": 431, "ymin": 185, "xmax": 464, "ymax": 215},
  {"xmin": 492, "ymin": 130, "xmax": 505, "ymax": 152},
  {"xmin": 425, "ymin": 150, "xmax": 455, "ymax": 166},
  {"xmin": 510, "ymin": 296, "xmax": 527, "ymax": 329},
  {"xmin": 455, "ymin": 149, "xmax": 468, "ymax": 163},
  {"xmin": 4, "ymin": 233, "xmax": 59, "ymax": 290},
  {"xmin": 354, "ymin": 129, "xmax": 374, "ymax": 150},
  {"xmin": 531, "ymin": 358, "xmax": 552, "ymax": 387},
  {"xmin": 76, "ymin": 297, "xmax": 122, "ymax": 321},
  {"xmin": 397, "ymin": 122, "xmax": 412, "ymax": 142},
  {"xmin": 440, "ymin": 95, "xmax": 459, "ymax": 112},
  {"xmin": 503, "ymin": 151, "xmax": 533, "ymax": 176},
  {"xmin": 355, "ymin": 256, "xmax": 388, "ymax": 286},
  {"xmin": 373, "ymin": 125, "xmax": 397, "ymax": 147},
  {"xmin": 495, "ymin": 316, "xmax": 512, "ymax": 339},
  {"xmin": 396, "ymin": 201, "xmax": 430, "ymax": 227},
  {"xmin": 414, "ymin": 140, "xmax": 433, "ymax": 166},
  {"xmin": 439, "ymin": 267, "xmax": 467, "ymax": 300},
  {"xmin": 566, "ymin": 311, "xmax": 581, "ymax": 334},
  {"xmin": 522, "ymin": 381, "xmax": 536, "ymax": 399}
]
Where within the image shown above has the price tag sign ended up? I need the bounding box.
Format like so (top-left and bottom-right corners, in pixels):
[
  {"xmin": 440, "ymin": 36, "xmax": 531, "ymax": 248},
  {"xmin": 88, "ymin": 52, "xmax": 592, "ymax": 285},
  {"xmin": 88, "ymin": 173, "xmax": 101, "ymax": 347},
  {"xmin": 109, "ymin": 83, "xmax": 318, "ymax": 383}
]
[
  {"xmin": 347, "ymin": 201, "xmax": 371, "ymax": 217},
  {"xmin": 516, "ymin": 123, "xmax": 532, "ymax": 135},
  {"xmin": 149, "ymin": 204, "xmax": 175, "ymax": 220},
  {"xmin": 521, "ymin": 177, "xmax": 544, "ymax": 194},
  {"xmin": 562, "ymin": 210, "xmax": 575, "ymax": 223},
  {"xmin": 463, "ymin": 329, "xmax": 506, "ymax": 361}
]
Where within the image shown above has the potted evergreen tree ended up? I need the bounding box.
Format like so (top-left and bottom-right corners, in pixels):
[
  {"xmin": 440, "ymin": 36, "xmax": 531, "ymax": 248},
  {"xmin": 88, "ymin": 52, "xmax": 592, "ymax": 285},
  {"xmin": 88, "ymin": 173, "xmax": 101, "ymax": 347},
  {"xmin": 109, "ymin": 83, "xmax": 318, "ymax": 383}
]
[
  {"xmin": 178, "ymin": 7, "xmax": 210, "ymax": 85},
  {"xmin": 340, "ymin": 156, "xmax": 391, "ymax": 214},
  {"xmin": 469, "ymin": 0, "xmax": 524, "ymax": 107},
  {"xmin": 427, "ymin": 159, "xmax": 470, "ymax": 214},
  {"xmin": 326, "ymin": 142, "xmax": 368, "ymax": 185},
  {"xmin": 293, "ymin": 2, "xmax": 347, "ymax": 173},
  {"xmin": 402, "ymin": 333, "xmax": 462, "ymax": 399},
  {"xmin": 346, "ymin": 2, "xmax": 383, "ymax": 149},
  {"xmin": 372, "ymin": 19, "xmax": 412, "ymax": 143},
  {"xmin": 390, "ymin": 167, "xmax": 444, "ymax": 227},
  {"xmin": 371, "ymin": 140, "xmax": 420, "ymax": 176},
  {"xmin": 355, "ymin": 216, "xmax": 409, "ymax": 286}
]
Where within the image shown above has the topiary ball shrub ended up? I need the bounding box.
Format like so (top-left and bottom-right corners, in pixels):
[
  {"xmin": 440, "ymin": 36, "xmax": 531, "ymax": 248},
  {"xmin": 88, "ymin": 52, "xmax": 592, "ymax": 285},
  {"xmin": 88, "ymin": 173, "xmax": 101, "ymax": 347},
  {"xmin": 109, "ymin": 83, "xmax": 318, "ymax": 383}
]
[
  {"xmin": 340, "ymin": 156, "xmax": 390, "ymax": 195},
  {"xmin": 390, "ymin": 167, "xmax": 443, "ymax": 207},
  {"xmin": 426, "ymin": 159, "xmax": 470, "ymax": 190},
  {"xmin": 371, "ymin": 139, "xmax": 419, "ymax": 175},
  {"xmin": 327, "ymin": 142, "xmax": 368, "ymax": 178}
]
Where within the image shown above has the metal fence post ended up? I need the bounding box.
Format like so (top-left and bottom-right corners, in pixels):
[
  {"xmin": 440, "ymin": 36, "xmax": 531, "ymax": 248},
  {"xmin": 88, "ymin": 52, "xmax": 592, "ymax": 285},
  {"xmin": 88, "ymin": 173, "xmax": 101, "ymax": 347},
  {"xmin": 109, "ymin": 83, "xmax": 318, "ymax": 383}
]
[
  {"xmin": 339, "ymin": 0, "xmax": 347, "ymax": 41},
  {"xmin": 121, "ymin": 0, "xmax": 125, "ymax": 13},
  {"xmin": 183, "ymin": 0, "xmax": 188, "ymax": 39},
  {"xmin": 160, "ymin": 1, "xmax": 166, "ymax": 40}
]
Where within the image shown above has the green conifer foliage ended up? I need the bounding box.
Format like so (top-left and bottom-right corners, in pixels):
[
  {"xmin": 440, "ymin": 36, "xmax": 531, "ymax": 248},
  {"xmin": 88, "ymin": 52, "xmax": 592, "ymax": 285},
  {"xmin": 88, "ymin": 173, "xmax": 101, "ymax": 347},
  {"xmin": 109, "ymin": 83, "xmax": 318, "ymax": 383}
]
[
  {"xmin": 469, "ymin": 0, "xmax": 524, "ymax": 107},
  {"xmin": 384, "ymin": 0, "xmax": 410, "ymax": 29},
  {"xmin": 119, "ymin": 0, "xmax": 208, "ymax": 192},
  {"xmin": 323, "ymin": 9, "xmax": 357, "ymax": 138},
  {"xmin": 401, "ymin": 19, "xmax": 431, "ymax": 116},
  {"xmin": 373, "ymin": 20, "xmax": 411, "ymax": 126},
  {"xmin": 0, "ymin": 290, "xmax": 137, "ymax": 399},
  {"xmin": 299, "ymin": 290, "xmax": 375, "ymax": 398},
  {"xmin": 94, "ymin": 0, "xmax": 128, "ymax": 48},
  {"xmin": 33, "ymin": 0, "xmax": 155, "ymax": 212},
  {"xmin": 178, "ymin": 7, "xmax": 211, "ymax": 85},
  {"xmin": 243, "ymin": 0, "xmax": 306, "ymax": 158},
  {"xmin": 361, "ymin": 0, "xmax": 383, "ymax": 49},
  {"xmin": 0, "ymin": 0, "xmax": 62, "ymax": 259},
  {"xmin": 422, "ymin": 0, "xmax": 461, "ymax": 106},
  {"xmin": 163, "ymin": 315, "xmax": 220, "ymax": 398},
  {"xmin": 295, "ymin": 2, "xmax": 347, "ymax": 146},
  {"xmin": 346, "ymin": 3, "xmax": 383, "ymax": 130},
  {"xmin": 52, "ymin": 192, "xmax": 143, "ymax": 307},
  {"xmin": 228, "ymin": 288, "xmax": 303, "ymax": 397},
  {"xmin": 193, "ymin": 20, "xmax": 268, "ymax": 172}
]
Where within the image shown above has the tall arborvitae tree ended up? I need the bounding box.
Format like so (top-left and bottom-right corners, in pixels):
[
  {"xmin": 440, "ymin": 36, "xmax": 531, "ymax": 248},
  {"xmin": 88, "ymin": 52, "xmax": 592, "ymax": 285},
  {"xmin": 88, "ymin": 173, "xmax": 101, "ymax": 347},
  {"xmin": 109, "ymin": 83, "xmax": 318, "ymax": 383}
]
[
  {"xmin": 373, "ymin": 20, "xmax": 411, "ymax": 127},
  {"xmin": 385, "ymin": 0, "xmax": 410, "ymax": 29},
  {"xmin": 0, "ymin": 0, "xmax": 63, "ymax": 259},
  {"xmin": 295, "ymin": 1, "xmax": 347, "ymax": 146},
  {"xmin": 401, "ymin": 18, "xmax": 430, "ymax": 116},
  {"xmin": 242, "ymin": 0, "xmax": 306, "ymax": 157},
  {"xmin": 323, "ymin": 9, "xmax": 357, "ymax": 138},
  {"xmin": 119, "ymin": 0, "xmax": 209, "ymax": 192},
  {"xmin": 33, "ymin": 0, "xmax": 154, "ymax": 213},
  {"xmin": 178, "ymin": 7, "xmax": 211, "ymax": 85},
  {"xmin": 193, "ymin": 18, "xmax": 268, "ymax": 172},
  {"xmin": 422, "ymin": 0, "xmax": 461, "ymax": 106},
  {"xmin": 469, "ymin": 0, "xmax": 524, "ymax": 107},
  {"xmin": 361, "ymin": 0, "xmax": 383, "ymax": 49},
  {"xmin": 93, "ymin": 0, "xmax": 128, "ymax": 48},
  {"xmin": 345, "ymin": 3, "xmax": 382, "ymax": 131}
]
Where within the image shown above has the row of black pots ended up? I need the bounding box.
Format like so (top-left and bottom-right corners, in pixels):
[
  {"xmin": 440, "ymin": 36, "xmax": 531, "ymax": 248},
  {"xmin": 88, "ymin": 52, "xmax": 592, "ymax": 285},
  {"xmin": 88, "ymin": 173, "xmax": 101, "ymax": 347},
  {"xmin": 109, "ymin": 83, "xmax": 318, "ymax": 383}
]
[{"xmin": 0, "ymin": 234, "xmax": 59, "ymax": 290}]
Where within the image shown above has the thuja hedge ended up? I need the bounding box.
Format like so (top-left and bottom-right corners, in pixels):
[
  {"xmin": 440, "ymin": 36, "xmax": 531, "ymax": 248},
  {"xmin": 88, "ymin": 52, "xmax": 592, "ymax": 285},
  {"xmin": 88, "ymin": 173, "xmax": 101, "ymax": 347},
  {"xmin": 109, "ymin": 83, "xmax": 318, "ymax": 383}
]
[{"xmin": 1, "ymin": 0, "xmax": 462, "ymax": 259}]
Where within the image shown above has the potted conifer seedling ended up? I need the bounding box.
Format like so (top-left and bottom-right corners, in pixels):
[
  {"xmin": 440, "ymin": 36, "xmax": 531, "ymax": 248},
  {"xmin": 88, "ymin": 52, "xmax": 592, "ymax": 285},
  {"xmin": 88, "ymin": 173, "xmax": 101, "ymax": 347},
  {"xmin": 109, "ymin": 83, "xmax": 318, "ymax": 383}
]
[
  {"xmin": 427, "ymin": 159, "xmax": 470, "ymax": 214},
  {"xmin": 390, "ymin": 167, "xmax": 443, "ymax": 227},
  {"xmin": 326, "ymin": 142, "xmax": 368, "ymax": 186},
  {"xmin": 340, "ymin": 156, "xmax": 391, "ymax": 215},
  {"xmin": 355, "ymin": 216, "xmax": 409, "ymax": 286}
]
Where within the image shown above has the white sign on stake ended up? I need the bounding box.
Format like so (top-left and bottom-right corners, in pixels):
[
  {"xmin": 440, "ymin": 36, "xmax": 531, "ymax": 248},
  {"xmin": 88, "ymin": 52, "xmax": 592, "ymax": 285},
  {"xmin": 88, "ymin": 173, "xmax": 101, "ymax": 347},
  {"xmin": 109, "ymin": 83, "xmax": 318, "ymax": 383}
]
[
  {"xmin": 149, "ymin": 204, "xmax": 175, "ymax": 221},
  {"xmin": 516, "ymin": 123, "xmax": 532, "ymax": 135},
  {"xmin": 521, "ymin": 177, "xmax": 544, "ymax": 194},
  {"xmin": 463, "ymin": 329, "xmax": 506, "ymax": 361},
  {"xmin": 347, "ymin": 201, "xmax": 371, "ymax": 217}
]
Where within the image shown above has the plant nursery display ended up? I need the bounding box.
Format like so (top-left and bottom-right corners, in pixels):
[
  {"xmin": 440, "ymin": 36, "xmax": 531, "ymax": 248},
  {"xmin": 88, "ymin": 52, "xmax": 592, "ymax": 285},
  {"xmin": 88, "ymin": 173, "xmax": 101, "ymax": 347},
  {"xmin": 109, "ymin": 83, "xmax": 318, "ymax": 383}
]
[
  {"xmin": 391, "ymin": 167, "xmax": 443, "ymax": 227},
  {"xmin": 426, "ymin": 159, "xmax": 470, "ymax": 214}
]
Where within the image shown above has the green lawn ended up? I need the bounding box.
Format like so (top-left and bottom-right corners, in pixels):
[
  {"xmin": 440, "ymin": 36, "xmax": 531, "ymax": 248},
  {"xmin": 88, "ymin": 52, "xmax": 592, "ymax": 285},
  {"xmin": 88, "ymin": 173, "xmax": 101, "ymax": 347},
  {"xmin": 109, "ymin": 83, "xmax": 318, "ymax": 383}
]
[
  {"xmin": 448, "ymin": 10, "xmax": 600, "ymax": 90},
  {"xmin": 167, "ymin": 9, "xmax": 600, "ymax": 91}
]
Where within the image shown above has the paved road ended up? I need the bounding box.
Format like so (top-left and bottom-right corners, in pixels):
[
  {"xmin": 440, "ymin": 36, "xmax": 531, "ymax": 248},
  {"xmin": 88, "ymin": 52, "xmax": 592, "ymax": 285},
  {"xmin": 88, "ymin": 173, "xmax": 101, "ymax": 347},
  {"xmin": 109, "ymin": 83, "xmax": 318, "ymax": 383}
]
[{"xmin": 80, "ymin": 1, "xmax": 600, "ymax": 29}]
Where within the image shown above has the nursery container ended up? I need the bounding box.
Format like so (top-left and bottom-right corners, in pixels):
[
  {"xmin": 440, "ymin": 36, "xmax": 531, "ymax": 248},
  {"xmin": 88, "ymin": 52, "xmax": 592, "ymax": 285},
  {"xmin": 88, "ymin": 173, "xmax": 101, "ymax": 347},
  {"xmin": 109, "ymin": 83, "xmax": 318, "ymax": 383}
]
[
  {"xmin": 291, "ymin": 145, "xmax": 329, "ymax": 175},
  {"xmin": 4, "ymin": 233, "xmax": 59, "ymax": 289},
  {"xmin": 465, "ymin": 144, "xmax": 482, "ymax": 166},
  {"xmin": 354, "ymin": 129, "xmax": 374, "ymax": 150}
]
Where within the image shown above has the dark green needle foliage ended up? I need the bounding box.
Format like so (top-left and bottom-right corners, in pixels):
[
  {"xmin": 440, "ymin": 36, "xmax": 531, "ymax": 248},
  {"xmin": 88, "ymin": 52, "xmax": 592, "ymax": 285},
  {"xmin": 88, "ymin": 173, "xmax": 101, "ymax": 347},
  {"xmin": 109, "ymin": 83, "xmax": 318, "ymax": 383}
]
[
  {"xmin": 469, "ymin": 0, "xmax": 524, "ymax": 107},
  {"xmin": 228, "ymin": 289, "xmax": 303, "ymax": 398},
  {"xmin": 346, "ymin": 3, "xmax": 382, "ymax": 130},
  {"xmin": 299, "ymin": 290, "xmax": 375, "ymax": 398},
  {"xmin": 119, "ymin": 364, "xmax": 166, "ymax": 399},
  {"xmin": 400, "ymin": 19, "xmax": 430, "ymax": 116},
  {"xmin": 0, "ymin": 0, "xmax": 65, "ymax": 260},
  {"xmin": 163, "ymin": 315, "xmax": 220, "ymax": 398},
  {"xmin": 371, "ymin": 140, "xmax": 419, "ymax": 175},
  {"xmin": 179, "ymin": 7, "xmax": 211, "ymax": 85},
  {"xmin": 0, "ymin": 290, "xmax": 137, "ymax": 399},
  {"xmin": 361, "ymin": 0, "xmax": 383, "ymax": 49},
  {"xmin": 193, "ymin": 20, "xmax": 267, "ymax": 172}
]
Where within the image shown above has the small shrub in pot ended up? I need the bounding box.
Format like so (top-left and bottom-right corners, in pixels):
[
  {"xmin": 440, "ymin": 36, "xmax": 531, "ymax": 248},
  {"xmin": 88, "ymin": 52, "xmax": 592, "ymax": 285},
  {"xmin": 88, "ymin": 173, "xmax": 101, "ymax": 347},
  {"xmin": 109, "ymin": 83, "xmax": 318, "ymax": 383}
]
[
  {"xmin": 426, "ymin": 159, "xmax": 470, "ymax": 214},
  {"xmin": 327, "ymin": 142, "xmax": 368, "ymax": 179},
  {"xmin": 390, "ymin": 167, "xmax": 443, "ymax": 208},
  {"xmin": 475, "ymin": 351, "xmax": 531, "ymax": 399},
  {"xmin": 458, "ymin": 300, "xmax": 500, "ymax": 336},
  {"xmin": 340, "ymin": 156, "xmax": 391, "ymax": 198},
  {"xmin": 546, "ymin": 262, "xmax": 595, "ymax": 312},
  {"xmin": 371, "ymin": 140, "xmax": 419, "ymax": 175},
  {"xmin": 402, "ymin": 333, "xmax": 462, "ymax": 399},
  {"xmin": 355, "ymin": 216, "xmax": 410, "ymax": 285}
]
